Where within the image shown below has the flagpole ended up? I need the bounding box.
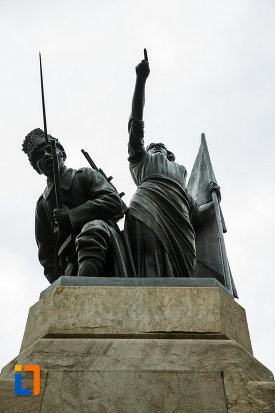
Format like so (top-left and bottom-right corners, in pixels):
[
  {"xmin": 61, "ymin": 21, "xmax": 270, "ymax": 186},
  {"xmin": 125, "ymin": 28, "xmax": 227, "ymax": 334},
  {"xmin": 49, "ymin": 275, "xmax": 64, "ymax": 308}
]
[
  {"xmin": 211, "ymin": 189, "xmax": 233, "ymax": 295},
  {"xmin": 199, "ymin": 133, "xmax": 233, "ymax": 294}
]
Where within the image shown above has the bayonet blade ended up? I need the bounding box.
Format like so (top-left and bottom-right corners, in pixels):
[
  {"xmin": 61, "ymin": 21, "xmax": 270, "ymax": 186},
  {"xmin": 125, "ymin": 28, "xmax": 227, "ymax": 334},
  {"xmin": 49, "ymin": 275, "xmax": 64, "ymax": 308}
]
[{"xmin": 39, "ymin": 52, "xmax": 49, "ymax": 144}]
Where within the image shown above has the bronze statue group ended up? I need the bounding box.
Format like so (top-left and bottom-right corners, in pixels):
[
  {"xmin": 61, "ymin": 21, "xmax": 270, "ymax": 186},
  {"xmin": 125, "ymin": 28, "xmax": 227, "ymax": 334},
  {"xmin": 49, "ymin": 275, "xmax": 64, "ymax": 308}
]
[{"xmin": 23, "ymin": 50, "xmax": 236, "ymax": 296}]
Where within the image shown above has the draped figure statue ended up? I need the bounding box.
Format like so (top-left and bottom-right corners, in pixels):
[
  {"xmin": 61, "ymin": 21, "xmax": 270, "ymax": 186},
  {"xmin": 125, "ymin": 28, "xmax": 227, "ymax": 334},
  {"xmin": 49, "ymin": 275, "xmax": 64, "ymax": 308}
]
[{"xmin": 125, "ymin": 53, "xmax": 218, "ymax": 277}]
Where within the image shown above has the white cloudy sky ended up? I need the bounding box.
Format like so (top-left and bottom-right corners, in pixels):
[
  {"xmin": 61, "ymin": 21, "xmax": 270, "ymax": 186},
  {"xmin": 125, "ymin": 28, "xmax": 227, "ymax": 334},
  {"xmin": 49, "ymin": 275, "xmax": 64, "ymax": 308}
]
[{"xmin": 0, "ymin": 0, "xmax": 275, "ymax": 375}]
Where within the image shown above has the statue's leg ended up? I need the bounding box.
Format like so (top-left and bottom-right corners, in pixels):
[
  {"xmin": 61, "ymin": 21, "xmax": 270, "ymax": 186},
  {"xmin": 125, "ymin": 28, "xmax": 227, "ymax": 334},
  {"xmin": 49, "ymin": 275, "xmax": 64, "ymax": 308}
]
[{"xmin": 76, "ymin": 220, "xmax": 111, "ymax": 277}]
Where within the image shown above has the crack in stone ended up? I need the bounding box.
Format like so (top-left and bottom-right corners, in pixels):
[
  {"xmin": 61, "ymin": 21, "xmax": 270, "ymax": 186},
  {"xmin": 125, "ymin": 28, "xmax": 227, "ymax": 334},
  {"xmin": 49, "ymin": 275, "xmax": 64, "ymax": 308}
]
[{"xmin": 221, "ymin": 371, "xmax": 229, "ymax": 412}]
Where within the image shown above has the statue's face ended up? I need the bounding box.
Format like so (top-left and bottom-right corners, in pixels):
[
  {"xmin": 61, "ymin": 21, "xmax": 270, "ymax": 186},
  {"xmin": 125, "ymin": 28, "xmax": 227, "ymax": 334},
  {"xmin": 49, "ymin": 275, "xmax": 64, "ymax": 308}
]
[
  {"xmin": 33, "ymin": 143, "xmax": 65, "ymax": 178},
  {"xmin": 147, "ymin": 143, "xmax": 168, "ymax": 157}
]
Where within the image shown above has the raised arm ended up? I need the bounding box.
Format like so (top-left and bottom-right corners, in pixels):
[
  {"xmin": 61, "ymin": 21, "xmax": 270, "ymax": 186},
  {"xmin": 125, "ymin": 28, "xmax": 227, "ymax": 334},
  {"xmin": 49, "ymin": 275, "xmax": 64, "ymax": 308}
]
[
  {"xmin": 128, "ymin": 51, "xmax": 150, "ymax": 162},
  {"xmin": 130, "ymin": 49, "xmax": 150, "ymax": 120}
]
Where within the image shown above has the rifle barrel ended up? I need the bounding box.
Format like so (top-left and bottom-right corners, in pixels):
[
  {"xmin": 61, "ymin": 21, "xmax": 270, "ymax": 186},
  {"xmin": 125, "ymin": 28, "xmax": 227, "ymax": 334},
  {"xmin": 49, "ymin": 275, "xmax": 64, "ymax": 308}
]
[
  {"xmin": 81, "ymin": 149, "xmax": 98, "ymax": 170},
  {"xmin": 81, "ymin": 149, "xmax": 128, "ymax": 214}
]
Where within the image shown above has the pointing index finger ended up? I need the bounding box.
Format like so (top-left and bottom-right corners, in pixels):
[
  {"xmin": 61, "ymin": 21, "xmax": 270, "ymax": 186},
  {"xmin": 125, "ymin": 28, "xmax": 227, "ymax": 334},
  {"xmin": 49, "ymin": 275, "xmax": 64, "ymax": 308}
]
[{"xmin": 144, "ymin": 48, "xmax": 148, "ymax": 62}]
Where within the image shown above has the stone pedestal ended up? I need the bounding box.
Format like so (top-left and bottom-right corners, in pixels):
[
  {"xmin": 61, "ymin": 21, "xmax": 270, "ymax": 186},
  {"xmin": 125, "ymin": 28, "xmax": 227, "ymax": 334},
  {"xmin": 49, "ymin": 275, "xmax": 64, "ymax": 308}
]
[{"xmin": 1, "ymin": 286, "xmax": 274, "ymax": 412}]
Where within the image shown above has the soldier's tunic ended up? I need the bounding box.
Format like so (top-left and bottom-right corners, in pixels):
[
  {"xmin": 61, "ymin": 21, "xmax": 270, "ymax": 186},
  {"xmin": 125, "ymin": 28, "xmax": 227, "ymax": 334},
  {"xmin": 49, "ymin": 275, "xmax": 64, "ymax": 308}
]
[{"xmin": 35, "ymin": 166, "xmax": 125, "ymax": 283}]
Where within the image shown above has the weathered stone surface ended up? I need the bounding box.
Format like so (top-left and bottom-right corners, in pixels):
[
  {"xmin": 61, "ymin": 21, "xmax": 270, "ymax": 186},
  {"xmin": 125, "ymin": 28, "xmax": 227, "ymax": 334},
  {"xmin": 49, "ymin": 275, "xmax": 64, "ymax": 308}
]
[
  {"xmin": 0, "ymin": 370, "xmax": 47, "ymax": 413},
  {"xmin": 1, "ymin": 286, "xmax": 274, "ymax": 412},
  {"xmin": 224, "ymin": 372, "xmax": 275, "ymax": 412},
  {"xmin": 246, "ymin": 381, "xmax": 275, "ymax": 412},
  {"xmin": 40, "ymin": 370, "xmax": 228, "ymax": 413},
  {"xmin": 20, "ymin": 286, "xmax": 252, "ymax": 353},
  {"xmin": 1, "ymin": 338, "xmax": 273, "ymax": 413},
  {"xmin": 1, "ymin": 339, "xmax": 272, "ymax": 381}
]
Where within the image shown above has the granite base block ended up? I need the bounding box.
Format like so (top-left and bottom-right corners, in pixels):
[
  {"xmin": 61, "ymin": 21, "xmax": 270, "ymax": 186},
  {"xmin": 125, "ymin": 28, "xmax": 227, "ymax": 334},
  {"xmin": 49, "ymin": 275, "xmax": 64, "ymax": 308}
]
[
  {"xmin": 1, "ymin": 285, "xmax": 274, "ymax": 412},
  {"xmin": 40, "ymin": 276, "xmax": 234, "ymax": 299},
  {"xmin": 22, "ymin": 286, "xmax": 252, "ymax": 353},
  {"xmin": 1, "ymin": 338, "xmax": 274, "ymax": 413}
]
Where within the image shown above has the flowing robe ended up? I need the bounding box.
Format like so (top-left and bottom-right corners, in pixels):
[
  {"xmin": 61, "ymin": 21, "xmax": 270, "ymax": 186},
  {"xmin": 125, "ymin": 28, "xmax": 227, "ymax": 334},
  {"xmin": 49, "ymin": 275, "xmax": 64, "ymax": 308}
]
[{"xmin": 126, "ymin": 118, "xmax": 199, "ymax": 277}]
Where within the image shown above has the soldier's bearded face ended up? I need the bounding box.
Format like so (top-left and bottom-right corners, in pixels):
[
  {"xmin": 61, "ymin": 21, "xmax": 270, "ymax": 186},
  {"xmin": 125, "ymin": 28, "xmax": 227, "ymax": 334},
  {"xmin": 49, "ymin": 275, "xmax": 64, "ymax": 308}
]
[{"xmin": 33, "ymin": 144, "xmax": 64, "ymax": 178}]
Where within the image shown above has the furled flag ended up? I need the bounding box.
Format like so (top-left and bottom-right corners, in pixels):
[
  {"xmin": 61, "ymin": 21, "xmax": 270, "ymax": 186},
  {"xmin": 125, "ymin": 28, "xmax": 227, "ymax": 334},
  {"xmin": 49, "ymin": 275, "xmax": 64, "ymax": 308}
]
[{"xmin": 187, "ymin": 134, "xmax": 238, "ymax": 298}]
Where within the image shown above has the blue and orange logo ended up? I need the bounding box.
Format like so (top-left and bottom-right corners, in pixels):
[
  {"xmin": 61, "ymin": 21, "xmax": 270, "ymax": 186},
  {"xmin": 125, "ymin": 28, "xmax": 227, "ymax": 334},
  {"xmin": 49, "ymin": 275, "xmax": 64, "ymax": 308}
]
[{"xmin": 15, "ymin": 365, "xmax": 40, "ymax": 395}]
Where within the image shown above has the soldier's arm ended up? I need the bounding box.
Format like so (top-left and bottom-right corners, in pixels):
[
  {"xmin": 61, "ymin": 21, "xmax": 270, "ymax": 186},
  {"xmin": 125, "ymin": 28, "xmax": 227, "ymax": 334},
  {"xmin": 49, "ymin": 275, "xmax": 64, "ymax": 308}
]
[{"xmin": 67, "ymin": 169, "xmax": 122, "ymax": 232}]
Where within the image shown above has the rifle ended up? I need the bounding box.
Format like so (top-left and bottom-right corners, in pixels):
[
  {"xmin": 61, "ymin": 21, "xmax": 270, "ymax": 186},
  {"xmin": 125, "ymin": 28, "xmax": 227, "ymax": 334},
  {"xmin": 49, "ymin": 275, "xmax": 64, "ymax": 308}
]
[
  {"xmin": 81, "ymin": 149, "xmax": 128, "ymax": 215},
  {"xmin": 81, "ymin": 149, "xmax": 137, "ymax": 277},
  {"xmin": 39, "ymin": 52, "xmax": 63, "ymax": 279}
]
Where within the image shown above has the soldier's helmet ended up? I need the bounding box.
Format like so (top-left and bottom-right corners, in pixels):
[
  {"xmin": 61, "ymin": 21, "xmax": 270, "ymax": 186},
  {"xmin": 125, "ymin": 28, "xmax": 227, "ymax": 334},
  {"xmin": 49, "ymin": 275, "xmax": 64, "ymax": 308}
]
[{"xmin": 22, "ymin": 128, "xmax": 66, "ymax": 174}]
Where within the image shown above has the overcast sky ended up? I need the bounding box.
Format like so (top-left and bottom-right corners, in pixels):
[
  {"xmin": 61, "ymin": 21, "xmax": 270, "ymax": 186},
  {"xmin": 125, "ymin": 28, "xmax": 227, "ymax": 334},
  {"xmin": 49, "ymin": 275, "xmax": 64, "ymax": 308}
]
[{"xmin": 1, "ymin": 0, "xmax": 275, "ymax": 376}]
